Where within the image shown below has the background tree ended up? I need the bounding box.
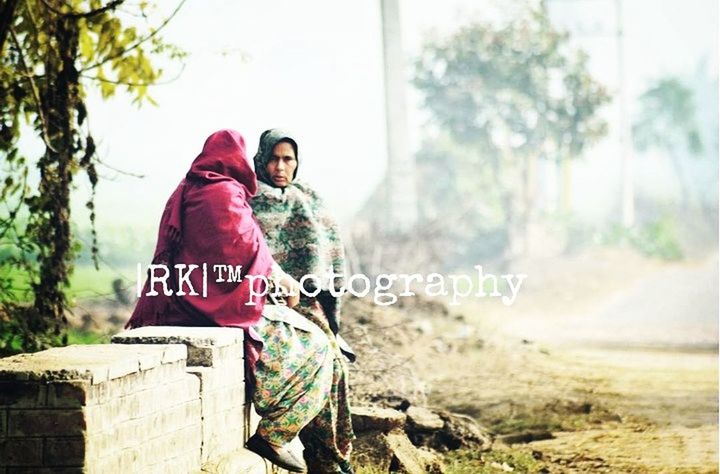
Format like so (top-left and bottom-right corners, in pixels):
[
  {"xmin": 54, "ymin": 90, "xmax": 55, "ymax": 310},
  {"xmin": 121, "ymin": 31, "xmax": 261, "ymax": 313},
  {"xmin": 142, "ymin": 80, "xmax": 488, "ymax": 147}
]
[
  {"xmin": 0, "ymin": 0, "xmax": 184, "ymax": 355},
  {"xmin": 413, "ymin": 8, "xmax": 609, "ymax": 264},
  {"xmin": 632, "ymin": 77, "xmax": 703, "ymax": 211}
]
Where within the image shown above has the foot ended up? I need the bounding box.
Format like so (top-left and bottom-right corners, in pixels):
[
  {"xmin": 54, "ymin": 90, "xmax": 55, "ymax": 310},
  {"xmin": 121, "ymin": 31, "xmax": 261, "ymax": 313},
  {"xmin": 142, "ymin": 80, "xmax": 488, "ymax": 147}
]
[
  {"xmin": 339, "ymin": 459, "xmax": 355, "ymax": 474},
  {"xmin": 246, "ymin": 433, "xmax": 307, "ymax": 473}
]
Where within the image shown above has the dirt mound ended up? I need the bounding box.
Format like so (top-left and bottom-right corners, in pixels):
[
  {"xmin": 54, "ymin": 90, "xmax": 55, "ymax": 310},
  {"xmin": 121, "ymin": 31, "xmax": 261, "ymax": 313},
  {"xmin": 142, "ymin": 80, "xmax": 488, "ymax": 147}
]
[{"xmin": 341, "ymin": 294, "xmax": 460, "ymax": 406}]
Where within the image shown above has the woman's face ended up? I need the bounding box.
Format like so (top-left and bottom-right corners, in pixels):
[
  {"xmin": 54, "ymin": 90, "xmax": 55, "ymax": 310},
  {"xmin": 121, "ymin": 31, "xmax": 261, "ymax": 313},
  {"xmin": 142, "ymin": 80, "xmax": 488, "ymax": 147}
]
[{"xmin": 265, "ymin": 141, "xmax": 297, "ymax": 187}]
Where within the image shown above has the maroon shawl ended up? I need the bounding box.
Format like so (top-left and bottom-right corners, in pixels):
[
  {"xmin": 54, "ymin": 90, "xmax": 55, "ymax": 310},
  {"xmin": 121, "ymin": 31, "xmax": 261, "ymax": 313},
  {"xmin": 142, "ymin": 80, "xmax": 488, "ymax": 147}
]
[{"xmin": 126, "ymin": 129, "xmax": 274, "ymax": 331}]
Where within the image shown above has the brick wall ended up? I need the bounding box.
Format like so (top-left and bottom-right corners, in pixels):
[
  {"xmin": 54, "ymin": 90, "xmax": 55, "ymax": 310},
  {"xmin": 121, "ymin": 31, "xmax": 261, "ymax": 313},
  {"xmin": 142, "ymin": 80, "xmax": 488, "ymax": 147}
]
[
  {"xmin": 0, "ymin": 344, "xmax": 201, "ymax": 472},
  {"xmin": 112, "ymin": 326, "xmax": 252, "ymax": 464},
  {"xmin": 0, "ymin": 328, "xmax": 268, "ymax": 473}
]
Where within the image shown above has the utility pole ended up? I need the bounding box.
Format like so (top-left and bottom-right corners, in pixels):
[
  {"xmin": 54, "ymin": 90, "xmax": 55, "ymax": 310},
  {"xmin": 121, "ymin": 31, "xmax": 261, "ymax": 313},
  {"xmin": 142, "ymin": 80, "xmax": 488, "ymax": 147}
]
[
  {"xmin": 615, "ymin": 0, "xmax": 634, "ymax": 227},
  {"xmin": 380, "ymin": 0, "xmax": 417, "ymax": 233}
]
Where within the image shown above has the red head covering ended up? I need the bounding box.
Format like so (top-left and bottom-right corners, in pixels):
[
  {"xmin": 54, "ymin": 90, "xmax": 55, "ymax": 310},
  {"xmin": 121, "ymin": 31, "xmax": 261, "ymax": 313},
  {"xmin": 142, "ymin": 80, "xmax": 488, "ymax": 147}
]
[{"xmin": 126, "ymin": 129, "xmax": 274, "ymax": 332}]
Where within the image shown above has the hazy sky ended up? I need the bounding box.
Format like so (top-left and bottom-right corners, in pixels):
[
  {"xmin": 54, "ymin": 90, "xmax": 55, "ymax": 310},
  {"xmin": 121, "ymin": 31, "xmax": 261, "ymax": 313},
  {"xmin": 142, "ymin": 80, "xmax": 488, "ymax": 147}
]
[{"xmin": 18, "ymin": 0, "xmax": 716, "ymax": 233}]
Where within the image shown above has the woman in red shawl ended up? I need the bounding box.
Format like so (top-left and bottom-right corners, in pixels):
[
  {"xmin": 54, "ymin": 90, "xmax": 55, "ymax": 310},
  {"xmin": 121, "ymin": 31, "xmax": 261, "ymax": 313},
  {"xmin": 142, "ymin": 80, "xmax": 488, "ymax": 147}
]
[
  {"xmin": 126, "ymin": 129, "xmax": 276, "ymax": 330},
  {"xmin": 127, "ymin": 130, "xmax": 327, "ymax": 473}
]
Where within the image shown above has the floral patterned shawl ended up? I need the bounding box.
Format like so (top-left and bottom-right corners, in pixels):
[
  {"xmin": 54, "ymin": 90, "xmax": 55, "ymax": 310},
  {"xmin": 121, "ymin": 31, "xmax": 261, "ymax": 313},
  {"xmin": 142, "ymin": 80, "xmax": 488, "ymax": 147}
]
[{"xmin": 251, "ymin": 129, "xmax": 346, "ymax": 333}]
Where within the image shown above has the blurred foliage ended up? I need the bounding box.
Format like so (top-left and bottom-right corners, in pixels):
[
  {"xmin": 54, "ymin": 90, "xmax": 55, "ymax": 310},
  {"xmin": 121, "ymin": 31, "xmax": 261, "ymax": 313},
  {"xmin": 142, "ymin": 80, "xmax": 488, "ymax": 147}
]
[
  {"xmin": 413, "ymin": 134, "xmax": 509, "ymax": 268},
  {"xmin": 633, "ymin": 77, "xmax": 703, "ymax": 156},
  {"xmin": 0, "ymin": 0, "xmax": 185, "ymax": 356},
  {"xmin": 600, "ymin": 216, "xmax": 683, "ymax": 261},
  {"xmin": 67, "ymin": 328, "xmax": 111, "ymax": 345},
  {"xmin": 74, "ymin": 224, "xmax": 154, "ymax": 267},
  {"xmin": 633, "ymin": 76, "xmax": 703, "ymax": 210},
  {"xmin": 413, "ymin": 7, "xmax": 610, "ymax": 263}
]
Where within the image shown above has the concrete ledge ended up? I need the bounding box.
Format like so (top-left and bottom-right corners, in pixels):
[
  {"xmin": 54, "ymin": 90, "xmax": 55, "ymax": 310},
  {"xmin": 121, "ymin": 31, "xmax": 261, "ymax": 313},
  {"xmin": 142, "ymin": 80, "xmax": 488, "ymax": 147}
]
[
  {"xmin": 112, "ymin": 326, "xmax": 244, "ymax": 367},
  {"xmin": 0, "ymin": 344, "xmax": 186, "ymax": 385}
]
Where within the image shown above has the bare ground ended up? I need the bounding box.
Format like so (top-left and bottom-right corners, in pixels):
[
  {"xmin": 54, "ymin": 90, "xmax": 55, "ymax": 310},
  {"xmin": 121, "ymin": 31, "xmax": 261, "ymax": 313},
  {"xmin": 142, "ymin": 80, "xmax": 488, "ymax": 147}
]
[{"xmin": 345, "ymin": 247, "xmax": 718, "ymax": 472}]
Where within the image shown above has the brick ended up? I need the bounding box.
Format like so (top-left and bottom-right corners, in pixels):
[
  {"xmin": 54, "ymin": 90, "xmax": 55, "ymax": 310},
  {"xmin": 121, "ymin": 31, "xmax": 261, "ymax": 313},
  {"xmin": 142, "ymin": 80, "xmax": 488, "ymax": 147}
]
[
  {"xmin": 95, "ymin": 361, "xmax": 187, "ymax": 401},
  {"xmin": 188, "ymin": 343, "xmax": 243, "ymax": 367},
  {"xmin": 158, "ymin": 452, "xmax": 203, "ymax": 473},
  {"xmin": 88, "ymin": 456, "xmax": 122, "ymax": 473},
  {"xmin": 140, "ymin": 423, "xmax": 201, "ymax": 467},
  {"xmin": 135, "ymin": 351, "xmax": 163, "ymax": 372},
  {"xmin": 187, "ymin": 346, "xmax": 218, "ymax": 367},
  {"xmin": 118, "ymin": 447, "xmax": 140, "ymax": 468},
  {"xmin": 123, "ymin": 377, "xmax": 197, "ymax": 420},
  {"xmin": 188, "ymin": 365, "xmax": 244, "ymax": 393},
  {"xmin": 107, "ymin": 418, "xmax": 145, "ymax": 452},
  {"xmin": 7, "ymin": 469, "xmax": 83, "ymax": 474},
  {"xmin": 160, "ymin": 345, "xmax": 188, "ymax": 364},
  {"xmin": 46, "ymin": 383, "xmax": 90, "ymax": 408},
  {"xmin": 203, "ymin": 386, "xmax": 245, "ymax": 415},
  {"xmin": 204, "ymin": 429, "xmax": 243, "ymax": 461},
  {"xmin": 43, "ymin": 437, "xmax": 85, "ymax": 466},
  {"xmin": 86, "ymin": 401, "xmax": 203, "ymax": 469},
  {"xmin": 84, "ymin": 401, "xmax": 127, "ymax": 434},
  {"xmin": 202, "ymin": 417, "xmax": 239, "ymax": 461},
  {"xmin": 85, "ymin": 431, "xmax": 112, "ymax": 460},
  {"xmin": 86, "ymin": 428, "xmax": 143, "ymax": 461},
  {"xmin": 83, "ymin": 374, "xmax": 199, "ymax": 433},
  {"xmin": 149, "ymin": 375, "xmax": 200, "ymax": 411},
  {"xmin": 216, "ymin": 343, "xmax": 244, "ymax": 363},
  {"xmin": 114, "ymin": 399, "xmax": 201, "ymax": 446},
  {"xmin": 210, "ymin": 407, "xmax": 244, "ymax": 430},
  {"xmin": 8, "ymin": 410, "xmax": 85, "ymax": 437},
  {"xmin": 204, "ymin": 448, "xmax": 267, "ymax": 474},
  {"xmin": 0, "ymin": 438, "xmax": 43, "ymax": 466},
  {"xmin": 0, "ymin": 383, "xmax": 46, "ymax": 408},
  {"xmin": 104, "ymin": 357, "xmax": 140, "ymax": 382},
  {"xmin": 87, "ymin": 398, "xmax": 202, "ymax": 457},
  {"xmin": 174, "ymin": 399, "xmax": 202, "ymax": 430}
]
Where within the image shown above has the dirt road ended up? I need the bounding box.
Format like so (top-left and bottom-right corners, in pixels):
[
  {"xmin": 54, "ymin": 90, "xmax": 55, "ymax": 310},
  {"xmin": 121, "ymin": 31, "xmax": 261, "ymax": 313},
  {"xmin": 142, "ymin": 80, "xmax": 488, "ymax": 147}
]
[{"xmin": 420, "ymin": 249, "xmax": 718, "ymax": 472}]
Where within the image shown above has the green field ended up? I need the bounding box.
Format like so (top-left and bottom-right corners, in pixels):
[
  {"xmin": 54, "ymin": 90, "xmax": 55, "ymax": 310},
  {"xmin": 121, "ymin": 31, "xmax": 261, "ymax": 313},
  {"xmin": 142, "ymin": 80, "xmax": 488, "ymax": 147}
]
[{"xmin": 0, "ymin": 263, "xmax": 137, "ymax": 303}]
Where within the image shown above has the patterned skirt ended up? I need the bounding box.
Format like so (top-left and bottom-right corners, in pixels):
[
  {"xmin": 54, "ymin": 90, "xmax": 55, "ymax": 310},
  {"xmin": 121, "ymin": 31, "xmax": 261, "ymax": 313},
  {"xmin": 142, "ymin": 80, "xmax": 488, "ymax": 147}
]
[{"xmin": 250, "ymin": 302, "xmax": 355, "ymax": 473}]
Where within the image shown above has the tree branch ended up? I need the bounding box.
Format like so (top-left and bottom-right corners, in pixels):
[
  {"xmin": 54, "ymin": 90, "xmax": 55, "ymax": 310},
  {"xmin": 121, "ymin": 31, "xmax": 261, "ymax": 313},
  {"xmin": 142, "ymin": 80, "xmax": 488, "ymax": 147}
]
[
  {"xmin": 79, "ymin": 62, "xmax": 185, "ymax": 86},
  {"xmin": 0, "ymin": 170, "xmax": 28, "ymax": 241},
  {"xmin": 0, "ymin": 0, "xmax": 19, "ymax": 55},
  {"xmin": 9, "ymin": 28, "xmax": 58, "ymax": 153},
  {"xmin": 95, "ymin": 156, "xmax": 145, "ymax": 178},
  {"xmin": 39, "ymin": 0, "xmax": 125, "ymax": 19},
  {"xmin": 80, "ymin": 0, "xmax": 186, "ymax": 73}
]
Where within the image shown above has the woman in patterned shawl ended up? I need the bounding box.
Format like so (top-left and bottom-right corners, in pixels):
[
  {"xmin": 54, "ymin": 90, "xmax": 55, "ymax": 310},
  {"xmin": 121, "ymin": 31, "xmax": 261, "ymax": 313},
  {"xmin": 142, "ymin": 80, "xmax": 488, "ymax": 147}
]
[{"xmin": 250, "ymin": 129, "xmax": 355, "ymax": 474}]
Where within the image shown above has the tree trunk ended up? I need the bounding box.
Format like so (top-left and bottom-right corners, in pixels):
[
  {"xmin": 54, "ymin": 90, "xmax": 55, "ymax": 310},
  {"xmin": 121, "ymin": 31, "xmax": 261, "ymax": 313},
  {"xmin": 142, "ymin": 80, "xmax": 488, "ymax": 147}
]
[
  {"xmin": 669, "ymin": 148, "xmax": 690, "ymax": 211},
  {"xmin": 520, "ymin": 154, "xmax": 533, "ymax": 256},
  {"xmin": 30, "ymin": 16, "xmax": 79, "ymax": 345},
  {"xmin": 560, "ymin": 155, "xmax": 572, "ymax": 212}
]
